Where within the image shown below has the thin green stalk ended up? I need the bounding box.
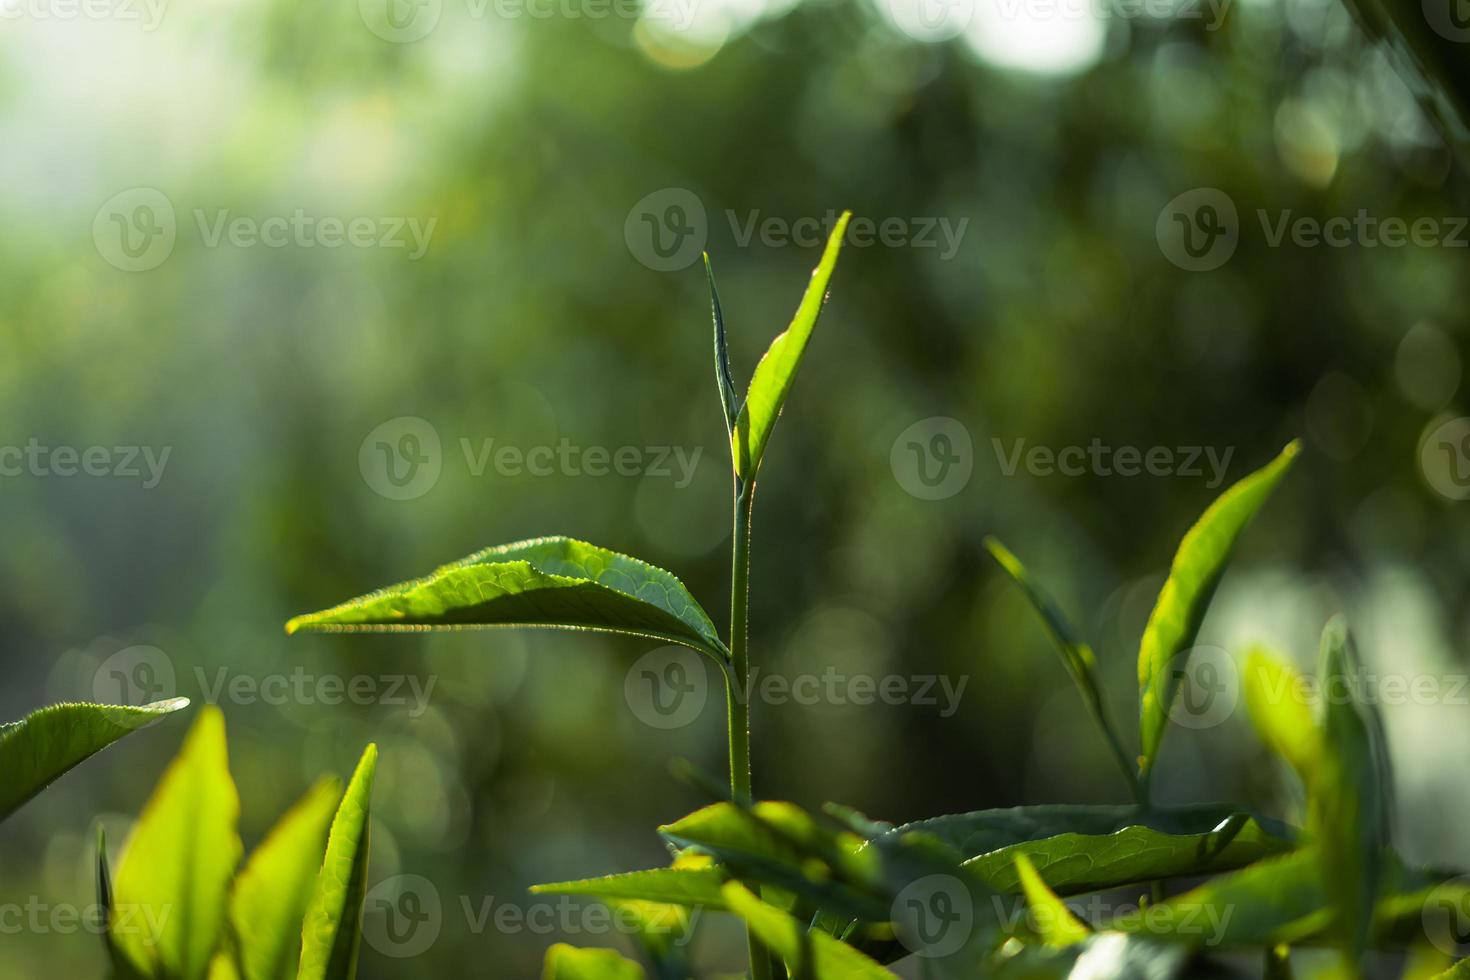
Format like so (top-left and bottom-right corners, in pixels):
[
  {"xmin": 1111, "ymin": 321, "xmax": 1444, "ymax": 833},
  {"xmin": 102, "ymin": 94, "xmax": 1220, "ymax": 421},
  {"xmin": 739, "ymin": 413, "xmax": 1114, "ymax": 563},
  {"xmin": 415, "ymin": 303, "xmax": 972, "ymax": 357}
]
[
  {"xmin": 727, "ymin": 483, "xmax": 754, "ymax": 806},
  {"xmin": 727, "ymin": 482, "xmax": 780, "ymax": 980}
]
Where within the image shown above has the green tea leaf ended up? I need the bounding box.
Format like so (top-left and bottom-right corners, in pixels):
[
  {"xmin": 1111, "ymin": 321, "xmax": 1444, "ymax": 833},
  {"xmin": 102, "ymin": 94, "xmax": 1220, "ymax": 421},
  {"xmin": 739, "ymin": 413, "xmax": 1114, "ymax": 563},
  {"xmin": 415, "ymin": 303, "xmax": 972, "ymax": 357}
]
[
  {"xmin": 721, "ymin": 882, "xmax": 895, "ymax": 979},
  {"xmin": 705, "ymin": 253, "xmax": 738, "ymax": 437},
  {"xmin": 1313, "ymin": 618, "xmax": 1389, "ymax": 973},
  {"xmin": 1126, "ymin": 847, "xmax": 1453, "ymax": 951},
  {"xmin": 232, "ymin": 777, "xmax": 342, "ymax": 980},
  {"xmin": 1014, "ymin": 854, "xmax": 1090, "ymax": 947},
  {"xmin": 984, "ymin": 538, "xmax": 1137, "ymax": 798},
  {"xmin": 541, "ymin": 944, "xmax": 647, "ymax": 980},
  {"xmin": 0, "ymin": 697, "xmax": 189, "ymax": 821},
  {"xmin": 286, "ymin": 537, "xmax": 728, "ymax": 665},
  {"xmin": 893, "ymin": 804, "xmax": 1294, "ymax": 895},
  {"xmin": 111, "ymin": 705, "xmax": 242, "ymax": 980},
  {"xmin": 1243, "ymin": 646, "xmax": 1320, "ymax": 781},
  {"xmin": 730, "ymin": 212, "xmax": 851, "ymax": 481},
  {"xmin": 1137, "ymin": 440, "xmax": 1299, "ymax": 782},
  {"xmin": 532, "ymin": 866, "xmax": 730, "ymax": 910},
  {"xmin": 298, "ymin": 744, "xmax": 378, "ymax": 980}
]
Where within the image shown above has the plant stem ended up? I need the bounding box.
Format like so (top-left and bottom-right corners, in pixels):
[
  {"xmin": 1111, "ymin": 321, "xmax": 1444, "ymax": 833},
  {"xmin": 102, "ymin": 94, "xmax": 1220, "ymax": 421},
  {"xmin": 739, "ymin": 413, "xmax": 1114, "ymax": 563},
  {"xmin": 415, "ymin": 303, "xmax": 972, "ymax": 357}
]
[
  {"xmin": 728, "ymin": 482, "xmax": 754, "ymax": 806},
  {"xmin": 728, "ymin": 482, "xmax": 780, "ymax": 980}
]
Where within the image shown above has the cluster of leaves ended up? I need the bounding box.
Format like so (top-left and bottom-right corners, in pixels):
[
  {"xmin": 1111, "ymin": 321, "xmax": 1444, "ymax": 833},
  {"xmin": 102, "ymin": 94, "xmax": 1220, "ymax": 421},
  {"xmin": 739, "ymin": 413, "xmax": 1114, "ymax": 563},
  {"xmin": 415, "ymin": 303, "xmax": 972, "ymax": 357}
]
[
  {"xmin": 95, "ymin": 707, "xmax": 379, "ymax": 980},
  {"xmin": 284, "ymin": 219, "xmax": 1470, "ymax": 978},
  {"xmin": 0, "ymin": 697, "xmax": 378, "ymax": 980}
]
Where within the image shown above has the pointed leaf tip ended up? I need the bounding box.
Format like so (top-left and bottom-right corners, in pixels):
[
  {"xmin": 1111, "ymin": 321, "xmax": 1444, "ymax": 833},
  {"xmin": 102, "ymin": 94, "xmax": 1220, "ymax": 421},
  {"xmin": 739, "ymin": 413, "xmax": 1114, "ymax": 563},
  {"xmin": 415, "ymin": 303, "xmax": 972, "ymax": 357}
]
[
  {"xmin": 1137, "ymin": 439, "xmax": 1300, "ymax": 780},
  {"xmin": 731, "ymin": 211, "xmax": 851, "ymax": 481}
]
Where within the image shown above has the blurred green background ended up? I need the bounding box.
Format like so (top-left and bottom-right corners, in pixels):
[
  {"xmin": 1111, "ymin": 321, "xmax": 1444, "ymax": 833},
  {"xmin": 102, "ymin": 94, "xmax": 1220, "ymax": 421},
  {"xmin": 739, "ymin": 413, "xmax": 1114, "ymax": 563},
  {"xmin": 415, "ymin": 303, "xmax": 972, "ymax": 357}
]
[{"xmin": 2, "ymin": 0, "xmax": 1470, "ymax": 973}]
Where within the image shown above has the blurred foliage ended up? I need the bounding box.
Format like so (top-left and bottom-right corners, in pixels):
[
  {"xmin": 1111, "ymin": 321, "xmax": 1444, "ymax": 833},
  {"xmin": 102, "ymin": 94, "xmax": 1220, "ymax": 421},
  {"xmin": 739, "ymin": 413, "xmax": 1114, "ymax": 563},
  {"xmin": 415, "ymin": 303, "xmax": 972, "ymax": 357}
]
[{"xmin": 2, "ymin": 0, "xmax": 1470, "ymax": 974}]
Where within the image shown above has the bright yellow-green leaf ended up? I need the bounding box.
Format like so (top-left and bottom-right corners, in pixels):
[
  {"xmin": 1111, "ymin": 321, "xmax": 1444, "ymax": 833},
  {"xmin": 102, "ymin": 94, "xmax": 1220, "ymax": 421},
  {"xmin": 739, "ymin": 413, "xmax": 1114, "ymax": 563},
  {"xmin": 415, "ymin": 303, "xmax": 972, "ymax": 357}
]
[
  {"xmin": 730, "ymin": 212, "xmax": 851, "ymax": 481},
  {"xmin": 111, "ymin": 705, "xmax": 242, "ymax": 980},
  {"xmin": 541, "ymin": 944, "xmax": 646, "ymax": 979},
  {"xmin": 297, "ymin": 744, "xmax": 377, "ymax": 980},
  {"xmin": 721, "ymin": 882, "xmax": 894, "ymax": 979},
  {"xmin": 1013, "ymin": 854, "xmax": 1091, "ymax": 947},
  {"xmin": 207, "ymin": 953, "xmax": 242, "ymax": 980},
  {"xmin": 232, "ymin": 777, "xmax": 341, "ymax": 980},
  {"xmin": 0, "ymin": 697, "xmax": 189, "ymax": 821},
  {"xmin": 286, "ymin": 537, "xmax": 728, "ymax": 665},
  {"xmin": 985, "ymin": 537, "xmax": 1137, "ymax": 798},
  {"xmin": 1243, "ymin": 646, "xmax": 1320, "ymax": 781},
  {"xmin": 1138, "ymin": 440, "xmax": 1299, "ymax": 782}
]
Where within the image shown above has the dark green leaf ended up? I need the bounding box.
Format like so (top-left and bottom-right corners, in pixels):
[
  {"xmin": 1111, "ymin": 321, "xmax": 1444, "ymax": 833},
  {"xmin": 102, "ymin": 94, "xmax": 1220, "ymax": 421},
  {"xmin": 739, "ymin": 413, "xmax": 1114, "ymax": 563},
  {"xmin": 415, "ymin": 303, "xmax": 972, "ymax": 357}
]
[
  {"xmin": 892, "ymin": 804, "xmax": 1294, "ymax": 895},
  {"xmin": 286, "ymin": 536, "xmax": 728, "ymax": 665},
  {"xmin": 705, "ymin": 253, "xmax": 738, "ymax": 437},
  {"xmin": 0, "ymin": 698, "xmax": 189, "ymax": 822}
]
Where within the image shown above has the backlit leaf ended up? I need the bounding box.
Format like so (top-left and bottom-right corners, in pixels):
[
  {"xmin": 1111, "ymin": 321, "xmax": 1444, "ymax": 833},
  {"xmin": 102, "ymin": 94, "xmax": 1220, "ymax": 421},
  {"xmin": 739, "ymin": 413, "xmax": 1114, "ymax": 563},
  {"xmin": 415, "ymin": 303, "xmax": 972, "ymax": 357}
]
[
  {"xmin": 1137, "ymin": 440, "xmax": 1299, "ymax": 783},
  {"xmin": 287, "ymin": 537, "xmax": 728, "ymax": 665},
  {"xmin": 111, "ymin": 706, "xmax": 242, "ymax": 980},
  {"xmin": 730, "ymin": 212, "xmax": 850, "ymax": 481},
  {"xmin": 297, "ymin": 744, "xmax": 377, "ymax": 980},
  {"xmin": 232, "ymin": 777, "xmax": 342, "ymax": 980}
]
